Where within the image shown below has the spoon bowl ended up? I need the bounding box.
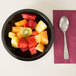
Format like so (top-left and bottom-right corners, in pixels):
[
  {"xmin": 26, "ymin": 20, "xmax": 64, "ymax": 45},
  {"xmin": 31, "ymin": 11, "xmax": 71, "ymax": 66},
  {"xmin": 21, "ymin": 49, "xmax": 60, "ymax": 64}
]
[{"xmin": 59, "ymin": 16, "xmax": 69, "ymax": 32}]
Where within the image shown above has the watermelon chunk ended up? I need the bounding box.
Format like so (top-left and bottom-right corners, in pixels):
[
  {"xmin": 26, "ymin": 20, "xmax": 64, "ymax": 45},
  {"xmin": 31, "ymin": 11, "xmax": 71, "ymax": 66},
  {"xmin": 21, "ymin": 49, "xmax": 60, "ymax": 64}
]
[
  {"xmin": 18, "ymin": 38, "xmax": 29, "ymax": 49},
  {"xmin": 29, "ymin": 46, "xmax": 37, "ymax": 55},
  {"xmin": 26, "ymin": 36, "xmax": 37, "ymax": 48},
  {"xmin": 27, "ymin": 21, "xmax": 37, "ymax": 29},
  {"xmin": 22, "ymin": 14, "xmax": 36, "ymax": 21},
  {"xmin": 20, "ymin": 48, "xmax": 29, "ymax": 52}
]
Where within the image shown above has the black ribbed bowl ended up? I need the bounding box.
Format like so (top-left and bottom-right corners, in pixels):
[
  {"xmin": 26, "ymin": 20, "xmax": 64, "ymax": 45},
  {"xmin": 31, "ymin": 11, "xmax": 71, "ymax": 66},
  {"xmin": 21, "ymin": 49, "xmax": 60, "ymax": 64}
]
[{"xmin": 1, "ymin": 9, "xmax": 54, "ymax": 61}]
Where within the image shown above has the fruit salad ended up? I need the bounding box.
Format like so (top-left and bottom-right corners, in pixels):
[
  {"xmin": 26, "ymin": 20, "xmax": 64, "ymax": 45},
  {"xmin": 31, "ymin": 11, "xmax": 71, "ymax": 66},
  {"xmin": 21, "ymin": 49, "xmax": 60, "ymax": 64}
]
[{"xmin": 8, "ymin": 14, "xmax": 49, "ymax": 55}]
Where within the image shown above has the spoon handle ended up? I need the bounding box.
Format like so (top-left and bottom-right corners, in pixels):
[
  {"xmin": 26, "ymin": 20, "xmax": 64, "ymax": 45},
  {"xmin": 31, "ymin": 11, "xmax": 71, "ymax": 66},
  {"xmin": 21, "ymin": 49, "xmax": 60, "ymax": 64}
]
[{"xmin": 64, "ymin": 32, "xmax": 69, "ymax": 60}]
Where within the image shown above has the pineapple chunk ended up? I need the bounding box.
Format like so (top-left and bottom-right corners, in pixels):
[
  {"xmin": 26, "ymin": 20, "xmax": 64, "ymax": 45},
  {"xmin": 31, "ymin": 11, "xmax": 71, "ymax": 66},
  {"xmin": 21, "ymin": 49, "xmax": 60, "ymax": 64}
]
[
  {"xmin": 8, "ymin": 32, "xmax": 16, "ymax": 38},
  {"xmin": 36, "ymin": 43, "xmax": 44, "ymax": 52},
  {"xmin": 41, "ymin": 31, "xmax": 48, "ymax": 45},
  {"xmin": 34, "ymin": 34, "xmax": 41, "ymax": 43},
  {"xmin": 16, "ymin": 32, "xmax": 23, "ymax": 39},
  {"xmin": 35, "ymin": 20, "xmax": 47, "ymax": 33},
  {"xmin": 12, "ymin": 27, "xmax": 23, "ymax": 33},
  {"xmin": 11, "ymin": 37, "xmax": 19, "ymax": 48}
]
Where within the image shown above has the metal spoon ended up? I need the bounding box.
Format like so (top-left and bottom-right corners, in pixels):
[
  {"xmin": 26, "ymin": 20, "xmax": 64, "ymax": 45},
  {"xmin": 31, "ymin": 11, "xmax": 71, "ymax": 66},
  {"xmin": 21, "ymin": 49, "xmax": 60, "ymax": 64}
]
[{"xmin": 59, "ymin": 16, "xmax": 69, "ymax": 60}]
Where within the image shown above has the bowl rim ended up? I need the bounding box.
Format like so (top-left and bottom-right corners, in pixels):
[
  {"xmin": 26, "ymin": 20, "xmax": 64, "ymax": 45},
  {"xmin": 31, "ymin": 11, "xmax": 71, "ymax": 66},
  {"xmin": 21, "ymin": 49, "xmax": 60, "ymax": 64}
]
[{"xmin": 1, "ymin": 9, "xmax": 54, "ymax": 61}]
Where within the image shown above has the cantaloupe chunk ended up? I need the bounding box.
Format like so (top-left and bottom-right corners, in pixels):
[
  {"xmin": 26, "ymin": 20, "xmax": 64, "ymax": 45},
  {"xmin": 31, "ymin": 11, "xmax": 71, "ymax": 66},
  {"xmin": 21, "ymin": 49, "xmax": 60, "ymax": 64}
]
[
  {"xmin": 36, "ymin": 43, "xmax": 44, "ymax": 52},
  {"xmin": 15, "ymin": 19, "xmax": 27, "ymax": 27},
  {"xmin": 12, "ymin": 27, "xmax": 23, "ymax": 33},
  {"xmin": 35, "ymin": 20, "xmax": 47, "ymax": 33},
  {"xmin": 34, "ymin": 34, "xmax": 41, "ymax": 43},
  {"xmin": 41, "ymin": 31, "xmax": 48, "ymax": 45},
  {"xmin": 16, "ymin": 32, "xmax": 23, "ymax": 39},
  {"xmin": 8, "ymin": 32, "xmax": 16, "ymax": 38}
]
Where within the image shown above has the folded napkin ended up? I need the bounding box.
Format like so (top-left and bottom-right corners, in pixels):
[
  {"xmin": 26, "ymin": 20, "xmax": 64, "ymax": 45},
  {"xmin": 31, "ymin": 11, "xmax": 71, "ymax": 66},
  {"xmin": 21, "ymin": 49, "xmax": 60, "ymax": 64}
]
[{"xmin": 53, "ymin": 10, "xmax": 76, "ymax": 63}]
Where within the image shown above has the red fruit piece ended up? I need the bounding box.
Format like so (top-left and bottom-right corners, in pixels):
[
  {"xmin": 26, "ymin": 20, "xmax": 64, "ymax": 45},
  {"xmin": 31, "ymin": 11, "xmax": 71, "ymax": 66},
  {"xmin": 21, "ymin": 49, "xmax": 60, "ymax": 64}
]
[
  {"xmin": 29, "ymin": 15, "xmax": 36, "ymax": 21},
  {"xmin": 18, "ymin": 38, "xmax": 29, "ymax": 49},
  {"xmin": 32, "ymin": 31, "xmax": 38, "ymax": 36},
  {"xmin": 22, "ymin": 14, "xmax": 36, "ymax": 21},
  {"xmin": 26, "ymin": 36, "xmax": 37, "ymax": 48},
  {"xmin": 27, "ymin": 21, "xmax": 37, "ymax": 29},
  {"xmin": 22, "ymin": 14, "xmax": 29, "ymax": 20},
  {"xmin": 29, "ymin": 46, "xmax": 37, "ymax": 55},
  {"xmin": 23, "ymin": 20, "xmax": 27, "ymax": 27},
  {"xmin": 20, "ymin": 48, "xmax": 29, "ymax": 52}
]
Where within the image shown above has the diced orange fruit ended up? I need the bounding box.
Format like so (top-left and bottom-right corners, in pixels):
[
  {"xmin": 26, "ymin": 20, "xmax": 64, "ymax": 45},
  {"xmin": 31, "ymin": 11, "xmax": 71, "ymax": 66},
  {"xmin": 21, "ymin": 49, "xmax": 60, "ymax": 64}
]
[
  {"xmin": 34, "ymin": 34, "xmax": 41, "ymax": 43},
  {"xmin": 36, "ymin": 43, "xmax": 44, "ymax": 52},
  {"xmin": 12, "ymin": 27, "xmax": 23, "ymax": 33},
  {"xmin": 34, "ymin": 31, "xmax": 49, "ymax": 45},
  {"xmin": 15, "ymin": 19, "xmax": 27, "ymax": 27},
  {"xmin": 41, "ymin": 31, "xmax": 48, "ymax": 45},
  {"xmin": 16, "ymin": 32, "xmax": 23, "ymax": 39}
]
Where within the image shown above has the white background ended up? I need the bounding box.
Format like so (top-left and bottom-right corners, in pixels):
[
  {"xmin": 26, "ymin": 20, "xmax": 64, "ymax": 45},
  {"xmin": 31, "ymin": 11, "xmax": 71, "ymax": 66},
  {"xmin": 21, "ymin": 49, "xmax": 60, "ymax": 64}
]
[{"xmin": 0, "ymin": 0, "xmax": 76, "ymax": 76}]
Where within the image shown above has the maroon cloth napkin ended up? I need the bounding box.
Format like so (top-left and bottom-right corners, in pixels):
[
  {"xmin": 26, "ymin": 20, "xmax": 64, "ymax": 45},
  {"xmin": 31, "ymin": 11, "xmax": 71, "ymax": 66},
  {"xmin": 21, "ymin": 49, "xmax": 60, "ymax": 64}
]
[{"xmin": 53, "ymin": 10, "xmax": 76, "ymax": 63}]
